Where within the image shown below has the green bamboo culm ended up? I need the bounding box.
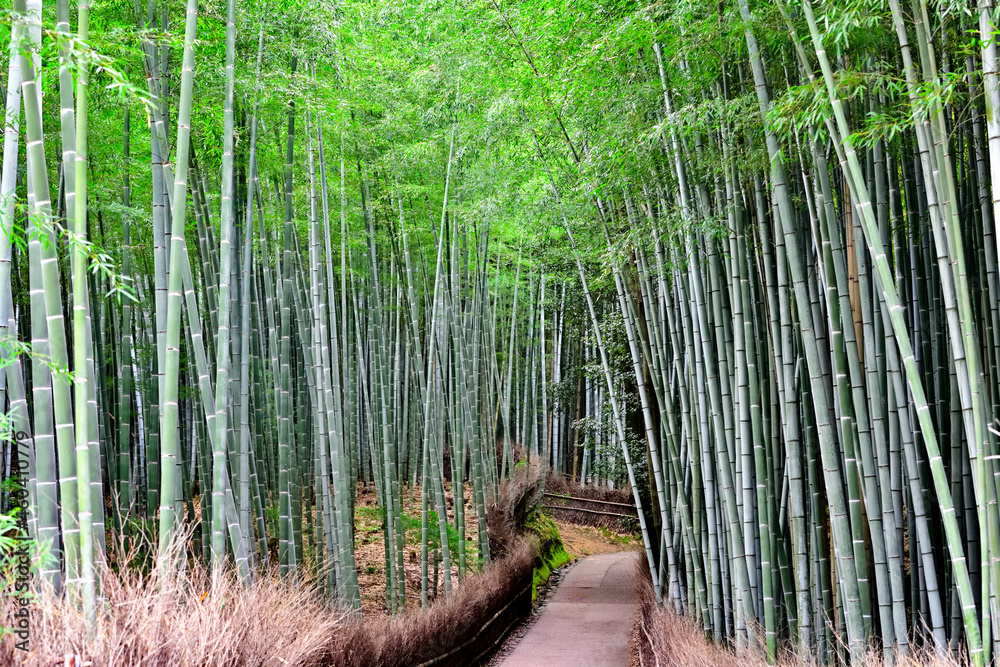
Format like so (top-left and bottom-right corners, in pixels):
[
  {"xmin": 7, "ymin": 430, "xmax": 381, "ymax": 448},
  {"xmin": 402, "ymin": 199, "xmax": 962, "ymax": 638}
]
[
  {"xmin": 72, "ymin": 0, "xmax": 97, "ymax": 625},
  {"xmin": 157, "ymin": 0, "xmax": 200, "ymax": 567}
]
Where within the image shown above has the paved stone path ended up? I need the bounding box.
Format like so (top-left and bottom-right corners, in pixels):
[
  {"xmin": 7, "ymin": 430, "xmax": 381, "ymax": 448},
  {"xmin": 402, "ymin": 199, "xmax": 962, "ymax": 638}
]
[{"xmin": 500, "ymin": 551, "xmax": 638, "ymax": 667}]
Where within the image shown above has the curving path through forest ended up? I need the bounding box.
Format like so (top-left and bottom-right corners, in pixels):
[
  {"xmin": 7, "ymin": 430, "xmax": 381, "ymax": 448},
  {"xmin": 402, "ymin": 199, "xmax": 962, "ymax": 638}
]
[{"xmin": 500, "ymin": 551, "xmax": 639, "ymax": 666}]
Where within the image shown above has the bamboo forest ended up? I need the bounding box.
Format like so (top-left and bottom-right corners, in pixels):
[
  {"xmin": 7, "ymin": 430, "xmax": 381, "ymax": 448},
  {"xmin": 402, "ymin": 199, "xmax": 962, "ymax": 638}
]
[{"xmin": 6, "ymin": 0, "xmax": 1000, "ymax": 665}]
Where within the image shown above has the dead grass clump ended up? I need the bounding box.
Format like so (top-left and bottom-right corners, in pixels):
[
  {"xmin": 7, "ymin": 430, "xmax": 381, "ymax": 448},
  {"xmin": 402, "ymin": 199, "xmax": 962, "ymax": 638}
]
[
  {"xmin": 486, "ymin": 454, "xmax": 542, "ymax": 559},
  {"xmin": 2, "ymin": 536, "xmax": 535, "ymax": 667},
  {"xmin": 1, "ymin": 535, "xmax": 344, "ymax": 667},
  {"xmin": 635, "ymin": 559, "xmax": 751, "ymax": 667},
  {"xmin": 634, "ymin": 558, "xmax": 969, "ymax": 667},
  {"xmin": 2, "ymin": 456, "xmax": 545, "ymax": 667},
  {"xmin": 327, "ymin": 538, "xmax": 536, "ymax": 666}
]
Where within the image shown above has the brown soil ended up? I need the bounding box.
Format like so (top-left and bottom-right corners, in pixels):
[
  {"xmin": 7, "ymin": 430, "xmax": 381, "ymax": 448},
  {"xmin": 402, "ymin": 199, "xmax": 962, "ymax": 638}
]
[{"xmin": 353, "ymin": 482, "xmax": 480, "ymax": 617}]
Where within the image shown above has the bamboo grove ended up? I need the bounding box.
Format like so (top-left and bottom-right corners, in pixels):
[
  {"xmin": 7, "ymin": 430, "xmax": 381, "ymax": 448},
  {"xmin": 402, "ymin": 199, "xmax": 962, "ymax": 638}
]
[
  {"xmin": 0, "ymin": 0, "xmax": 562, "ymax": 621},
  {"xmin": 6, "ymin": 0, "xmax": 1000, "ymax": 665},
  {"xmin": 504, "ymin": 0, "xmax": 1000, "ymax": 665}
]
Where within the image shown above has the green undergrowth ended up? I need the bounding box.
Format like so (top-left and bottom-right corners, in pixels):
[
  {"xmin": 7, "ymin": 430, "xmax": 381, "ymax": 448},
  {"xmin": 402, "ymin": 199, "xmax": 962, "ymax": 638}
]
[
  {"xmin": 355, "ymin": 504, "xmax": 475, "ymax": 565},
  {"xmin": 596, "ymin": 525, "xmax": 641, "ymax": 547},
  {"xmin": 525, "ymin": 510, "xmax": 570, "ymax": 601}
]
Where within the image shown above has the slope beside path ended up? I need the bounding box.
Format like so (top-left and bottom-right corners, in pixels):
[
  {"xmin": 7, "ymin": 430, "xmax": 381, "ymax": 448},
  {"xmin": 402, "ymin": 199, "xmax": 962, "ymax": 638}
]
[{"xmin": 499, "ymin": 551, "xmax": 639, "ymax": 667}]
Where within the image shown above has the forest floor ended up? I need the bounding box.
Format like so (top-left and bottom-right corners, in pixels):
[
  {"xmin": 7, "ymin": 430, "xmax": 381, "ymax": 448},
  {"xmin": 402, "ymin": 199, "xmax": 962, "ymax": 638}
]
[
  {"xmin": 557, "ymin": 520, "xmax": 641, "ymax": 558},
  {"xmin": 352, "ymin": 482, "xmax": 479, "ymax": 616}
]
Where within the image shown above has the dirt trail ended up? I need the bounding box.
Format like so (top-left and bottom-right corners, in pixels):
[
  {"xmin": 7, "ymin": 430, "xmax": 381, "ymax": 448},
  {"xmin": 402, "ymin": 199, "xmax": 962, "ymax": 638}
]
[
  {"xmin": 557, "ymin": 521, "xmax": 641, "ymax": 558},
  {"xmin": 499, "ymin": 551, "xmax": 639, "ymax": 667}
]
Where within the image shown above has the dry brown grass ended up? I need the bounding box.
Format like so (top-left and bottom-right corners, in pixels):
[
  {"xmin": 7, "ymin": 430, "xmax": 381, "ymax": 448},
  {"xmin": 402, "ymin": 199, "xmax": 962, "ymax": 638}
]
[
  {"xmin": 1, "ymin": 532, "xmax": 345, "ymax": 667},
  {"xmin": 1, "ymin": 472, "xmax": 542, "ymax": 667},
  {"xmin": 487, "ymin": 456, "xmax": 543, "ymax": 560},
  {"xmin": 327, "ymin": 538, "xmax": 536, "ymax": 666},
  {"xmin": 634, "ymin": 560, "xmax": 969, "ymax": 667},
  {"xmin": 3, "ymin": 545, "xmax": 536, "ymax": 667}
]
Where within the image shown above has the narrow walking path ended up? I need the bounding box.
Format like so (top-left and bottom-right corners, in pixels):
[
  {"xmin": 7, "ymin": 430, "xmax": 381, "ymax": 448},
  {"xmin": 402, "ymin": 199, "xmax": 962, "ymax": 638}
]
[{"xmin": 500, "ymin": 551, "xmax": 639, "ymax": 667}]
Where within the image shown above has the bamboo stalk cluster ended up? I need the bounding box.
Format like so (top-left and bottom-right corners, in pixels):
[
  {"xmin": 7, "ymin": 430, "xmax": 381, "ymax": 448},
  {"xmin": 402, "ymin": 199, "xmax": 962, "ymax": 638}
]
[
  {"xmin": 514, "ymin": 0, "xmax": 1000, "ymax": 664},
  {"xmin": 0, "ymin": 0, "xmax": 582, "ymax": 624}
]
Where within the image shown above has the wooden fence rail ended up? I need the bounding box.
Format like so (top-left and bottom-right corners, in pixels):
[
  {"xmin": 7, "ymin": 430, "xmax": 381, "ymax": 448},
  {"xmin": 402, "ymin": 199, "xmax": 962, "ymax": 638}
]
[
  {"xmin": 542, "ymin": 492, "xmax": 639, "ymax": 521},
  {"xmin": 542, "ymin": 492, "xmax": 637, "ymax": 509}
]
